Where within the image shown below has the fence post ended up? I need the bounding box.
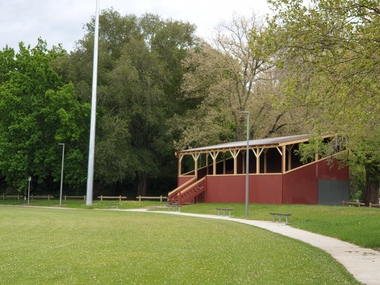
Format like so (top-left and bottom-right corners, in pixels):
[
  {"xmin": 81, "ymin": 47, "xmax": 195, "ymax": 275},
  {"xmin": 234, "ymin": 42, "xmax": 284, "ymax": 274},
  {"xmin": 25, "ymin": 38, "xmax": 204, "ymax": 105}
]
[
  {"xmin": 84, "ymin": 195, "xmax": 86, "ymax": 201},
  {"xmin": 160, "ymin": 195, "xmax": 162, "ymax": 202},
  {"xmin": 100, "ymin": 195, "xmax": 103, "ymax": 201},
  {"xmin": 119, "ymin": 195, "xmax": 121, "ymax": 202}
]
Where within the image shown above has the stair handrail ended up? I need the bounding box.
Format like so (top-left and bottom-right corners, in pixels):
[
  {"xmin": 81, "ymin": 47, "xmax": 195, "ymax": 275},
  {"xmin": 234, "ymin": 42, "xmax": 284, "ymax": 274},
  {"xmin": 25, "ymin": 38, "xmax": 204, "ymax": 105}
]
[
  {"xmin": 177, "ymin": 177, "xmax": 206, "ymax": 205},
  {"xmin": 168, "ymin": 177, "xmax": 197, "ymax": 199},
  {"xmin": 180, "ymin": 177, "xmax": 206, "ymax": 196}
]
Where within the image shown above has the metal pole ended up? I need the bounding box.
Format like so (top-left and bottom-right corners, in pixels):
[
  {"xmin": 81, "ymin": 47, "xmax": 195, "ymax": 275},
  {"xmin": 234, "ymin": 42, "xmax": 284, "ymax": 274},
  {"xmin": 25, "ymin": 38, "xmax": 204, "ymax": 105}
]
[
  {"xmin": 86, "ymin": 0, "xmax": 100, "ymax": 206},
  {"xmin": 27, "ymin": 176, "xmax": 31, "ymax": 205},
  {"xmin": 59, "ymin": 143, "xmax": 65, "ymax": 206},
  {"xmin": 240, "ymin": 111, "xmax": 250, "ymax": 217}
]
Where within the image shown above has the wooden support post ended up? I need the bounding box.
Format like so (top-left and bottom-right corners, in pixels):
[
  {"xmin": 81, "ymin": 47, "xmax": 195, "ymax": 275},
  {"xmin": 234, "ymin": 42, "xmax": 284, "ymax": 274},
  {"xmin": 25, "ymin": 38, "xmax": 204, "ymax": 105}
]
[
  {"xmin": 229, "ymin": 150, "xmax": 240, "ymax": 175},
  {"xmin": 282, "ymin": 145, "xmax": 286, "ymax": 174},
  {"xmin": 256, "ymin": 148, "xmax": 260, "ymax": 174},
  {"xmin": 223, "ymin": 152, "xmax": 226, "ymax": 174},
  {"xmin": 192, "ymin": 153, "xmax": 200, "ymax": 179},
  {"xmin": 209, "ymin": 151, "xmax": 219, "ymax": 175},
  {"xmin": 177, "ymin": 154, "xmax": 184, "ymax": 177}
]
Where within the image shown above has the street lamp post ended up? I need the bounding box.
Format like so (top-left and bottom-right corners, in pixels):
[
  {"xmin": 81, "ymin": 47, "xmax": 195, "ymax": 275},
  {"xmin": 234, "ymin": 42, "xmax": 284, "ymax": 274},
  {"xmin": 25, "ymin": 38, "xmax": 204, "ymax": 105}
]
[
  {"xmin": 58, "ymin": 143, "xmax": 65, "ymax": 206},
  {"xmin": 240, "ymin": 111, "xmax": 250, "ymax": 217},
  {"xmin": 27, "ymin": 176, "xmax": 31, "ymax": 205}
]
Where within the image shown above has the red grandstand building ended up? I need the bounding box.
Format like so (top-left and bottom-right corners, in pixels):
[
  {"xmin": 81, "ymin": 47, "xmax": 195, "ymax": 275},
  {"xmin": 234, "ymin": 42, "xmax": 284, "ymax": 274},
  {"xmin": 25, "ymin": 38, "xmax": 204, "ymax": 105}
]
[{"xmin": 168, "ymin": 134, "xmax": 349, "ymax": 205}]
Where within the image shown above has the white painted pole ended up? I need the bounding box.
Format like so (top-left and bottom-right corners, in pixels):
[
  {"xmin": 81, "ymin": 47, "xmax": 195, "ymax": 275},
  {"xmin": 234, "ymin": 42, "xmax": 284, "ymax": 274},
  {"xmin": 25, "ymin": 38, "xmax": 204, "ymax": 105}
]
[{"xmin": 86, "ymin": 0, "xmax": 100, "ymax": 206}]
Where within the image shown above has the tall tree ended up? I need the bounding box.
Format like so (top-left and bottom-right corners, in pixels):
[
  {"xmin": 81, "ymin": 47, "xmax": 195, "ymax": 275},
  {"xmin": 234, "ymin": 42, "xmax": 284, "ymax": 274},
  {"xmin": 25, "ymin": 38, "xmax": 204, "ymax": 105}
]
[
  {"xmin": 265, "ymin": 0, "xmax": 380, "ymax": 204},
  {"xmin": 57, "ymin": 10, "xmax": 197, "ymax": 195},
  {"xmin": 173, "ymin": 13, "xmax": 306, "ymax": 150},
  {"xmin": 0, "ymin": 40, "xmax": 89, "ymax": 192}
]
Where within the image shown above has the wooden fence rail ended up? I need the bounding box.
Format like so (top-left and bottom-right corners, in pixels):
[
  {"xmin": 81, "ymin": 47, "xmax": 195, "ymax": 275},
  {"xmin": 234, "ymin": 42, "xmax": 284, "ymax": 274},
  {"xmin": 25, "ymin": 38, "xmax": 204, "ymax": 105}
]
[
  {"xmin": 97, "ymin": 195, "xmax": 127, "ymax": 202},
  {"xmin": 64, "ymin": 195, "xmax": 86, "ymax": 201},
  {"xmin": 2, "ymin": 194, "xmax": 55, "ymax": 200},
  {"xmin": 341, "ymin": 201, "xmax": 365, "ymax": 207},
  {"xmin": 136, "ymin": 195, "xmax": 167, "ymax": 202}
]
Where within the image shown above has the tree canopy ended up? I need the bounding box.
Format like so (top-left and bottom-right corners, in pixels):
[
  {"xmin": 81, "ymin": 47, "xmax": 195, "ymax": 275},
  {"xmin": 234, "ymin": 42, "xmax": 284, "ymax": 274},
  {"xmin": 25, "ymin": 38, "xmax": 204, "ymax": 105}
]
[
  {"xmin": 56, "ymin": 10, "xmax": 198, "ymax": 195},
  {"xmin": 173, "ymin": 13, "xmax": 307, "ymax": 150},
  {"xmin": 0, "ymin": 40, "xmax": 89, "ymax": 192},
  {"xmin": 265, "ymin": 0, "xmax": 380, "ymax": 203}
]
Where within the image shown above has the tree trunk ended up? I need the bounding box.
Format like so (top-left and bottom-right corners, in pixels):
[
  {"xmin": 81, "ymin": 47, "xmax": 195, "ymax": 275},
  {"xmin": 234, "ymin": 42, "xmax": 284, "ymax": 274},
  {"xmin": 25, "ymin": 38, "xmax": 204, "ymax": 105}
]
[
  {"xmin": 137, "ymin": 173, "xmax": 148, "ymax": 196},
  {"xmin": 363, "ymin": 164, "xmax": 380, "ymax": 206}
]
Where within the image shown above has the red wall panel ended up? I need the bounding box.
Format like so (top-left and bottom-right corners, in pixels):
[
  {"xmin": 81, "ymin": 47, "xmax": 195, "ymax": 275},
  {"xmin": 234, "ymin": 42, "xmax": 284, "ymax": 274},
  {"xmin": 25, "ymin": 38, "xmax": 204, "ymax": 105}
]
[
  {"xmin": 206, "ymin": 175, "xmax": 283, "ymax": 204},
  {"xmin": 253, "ymin": 175, "xmax": 283, "ymax": 204},
  {"xmin": 178, "ymin": 176, "xmax": 195, "ymax": 187},
  {"xmin": 282, "ymin": 165, "xmax": 318, "ymax": 204},
  {"xmin": 282, "ymin": 158, "xmax": 349, "ymax": 204},
  {"xmin": 317, "ymin": 159, "xmax": 349, "ymax": 180},
  {"xmin": 206, "ymin": 176, "xmax": 245, "ymax": 203}
]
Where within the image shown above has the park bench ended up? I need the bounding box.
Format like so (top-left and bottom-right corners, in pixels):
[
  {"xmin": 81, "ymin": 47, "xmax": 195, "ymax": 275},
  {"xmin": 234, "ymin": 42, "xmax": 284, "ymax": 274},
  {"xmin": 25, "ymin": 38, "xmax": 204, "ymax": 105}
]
[
  {"xmin": 105, "ymin": 203, "xmax": 119, "ymax": 209},
  {"xmin": 269, "ymin": 212, "xmax": 292, "ymax": 224},
  {"xmin": 216, "ymin": 208, "xmax": 234, "ymax": 217}
]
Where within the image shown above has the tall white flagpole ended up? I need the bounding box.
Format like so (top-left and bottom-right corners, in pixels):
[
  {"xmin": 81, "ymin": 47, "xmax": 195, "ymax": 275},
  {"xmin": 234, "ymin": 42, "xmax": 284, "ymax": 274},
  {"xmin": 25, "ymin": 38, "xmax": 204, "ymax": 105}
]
[{"xmin": 86, "ymin": 0, "xmax": 100, "ymax": 205}]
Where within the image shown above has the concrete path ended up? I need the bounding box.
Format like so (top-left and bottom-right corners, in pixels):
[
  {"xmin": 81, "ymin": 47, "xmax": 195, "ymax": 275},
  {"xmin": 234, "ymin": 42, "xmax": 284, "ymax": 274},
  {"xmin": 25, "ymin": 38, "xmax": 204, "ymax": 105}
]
[{"xmin": 123, "ymin": 209, "xmax": 380, "ymax": 285}]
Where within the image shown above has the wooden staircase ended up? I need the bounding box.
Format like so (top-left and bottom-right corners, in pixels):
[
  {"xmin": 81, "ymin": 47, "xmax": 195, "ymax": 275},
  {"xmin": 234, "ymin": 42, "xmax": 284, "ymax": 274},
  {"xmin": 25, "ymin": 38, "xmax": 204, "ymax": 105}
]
[{"xmin": 168, "ymin": 177, "xmax": 206, "ymax": 205}]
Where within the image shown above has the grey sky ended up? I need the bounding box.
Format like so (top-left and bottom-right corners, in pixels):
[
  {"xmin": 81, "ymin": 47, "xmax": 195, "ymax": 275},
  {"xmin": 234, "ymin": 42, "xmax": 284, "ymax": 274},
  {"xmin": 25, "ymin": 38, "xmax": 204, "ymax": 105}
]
[{"xmin": 1, "ymin": 0, "xmax": 270, "ymax": 51}]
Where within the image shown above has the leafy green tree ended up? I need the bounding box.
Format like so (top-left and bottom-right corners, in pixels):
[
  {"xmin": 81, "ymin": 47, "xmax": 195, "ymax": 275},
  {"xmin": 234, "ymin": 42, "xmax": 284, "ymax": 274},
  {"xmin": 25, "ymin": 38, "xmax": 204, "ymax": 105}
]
[
  {"xmin": 0, "ymin": 40, "xmax": 89, "ymax": 192},
  {"xmin": 265, "ymin": 0, "xmax": 380, "ymax": 204},
  {"xmin": 57, "ymin": 10, "xmax": 197, "ymax": 195}
]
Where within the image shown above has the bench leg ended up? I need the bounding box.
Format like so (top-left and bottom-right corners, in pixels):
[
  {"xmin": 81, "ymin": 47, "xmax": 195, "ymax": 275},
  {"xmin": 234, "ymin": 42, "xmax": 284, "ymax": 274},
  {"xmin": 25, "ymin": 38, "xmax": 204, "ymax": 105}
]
[
  {"xmin": 285, "ymin": 216, "xmax": 288, "ymax": 224},
  {"xmin": 279, "ymin": 216, "xmax": 282, "ymax": 223}
]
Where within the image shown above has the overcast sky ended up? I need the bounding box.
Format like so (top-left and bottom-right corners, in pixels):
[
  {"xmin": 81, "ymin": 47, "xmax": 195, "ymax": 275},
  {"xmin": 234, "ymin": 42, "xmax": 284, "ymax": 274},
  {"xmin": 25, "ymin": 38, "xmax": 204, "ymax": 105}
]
[{"xmin": 1, "ymin": 0, "xmax": 270, "ymax": 51}]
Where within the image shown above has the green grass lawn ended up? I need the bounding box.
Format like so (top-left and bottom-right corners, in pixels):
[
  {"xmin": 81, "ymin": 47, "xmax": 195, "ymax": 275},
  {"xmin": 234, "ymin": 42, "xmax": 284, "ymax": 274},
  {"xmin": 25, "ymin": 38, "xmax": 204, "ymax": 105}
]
[
  {"xmin": 2, "ymin": 198, "xmax": 380, "ymax": 249},
  {"xmin": 0, "ymin": 206, "xmax": 360, "ymax": 285},
  {"xmin": 178, "ymin": 202, "xmax": 380, "ymax": 249}
]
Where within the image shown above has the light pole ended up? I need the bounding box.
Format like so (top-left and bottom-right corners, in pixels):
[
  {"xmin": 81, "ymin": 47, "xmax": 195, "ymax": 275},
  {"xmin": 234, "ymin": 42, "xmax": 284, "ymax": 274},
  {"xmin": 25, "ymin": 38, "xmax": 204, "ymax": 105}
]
[
  {"xmin": 240, "ymin": 111, "xmax": 250, "ymax": 217},
  {"xmin": 27, "ymin": 176, "xmax": 31, "ymax": 205},
  {"xmin": 86, "ymin": 0, "xmax": 100, "ymax": 206},
  {"xmin": 58, "ymin": 143, "xmax": 65, "ymax": 206}
]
